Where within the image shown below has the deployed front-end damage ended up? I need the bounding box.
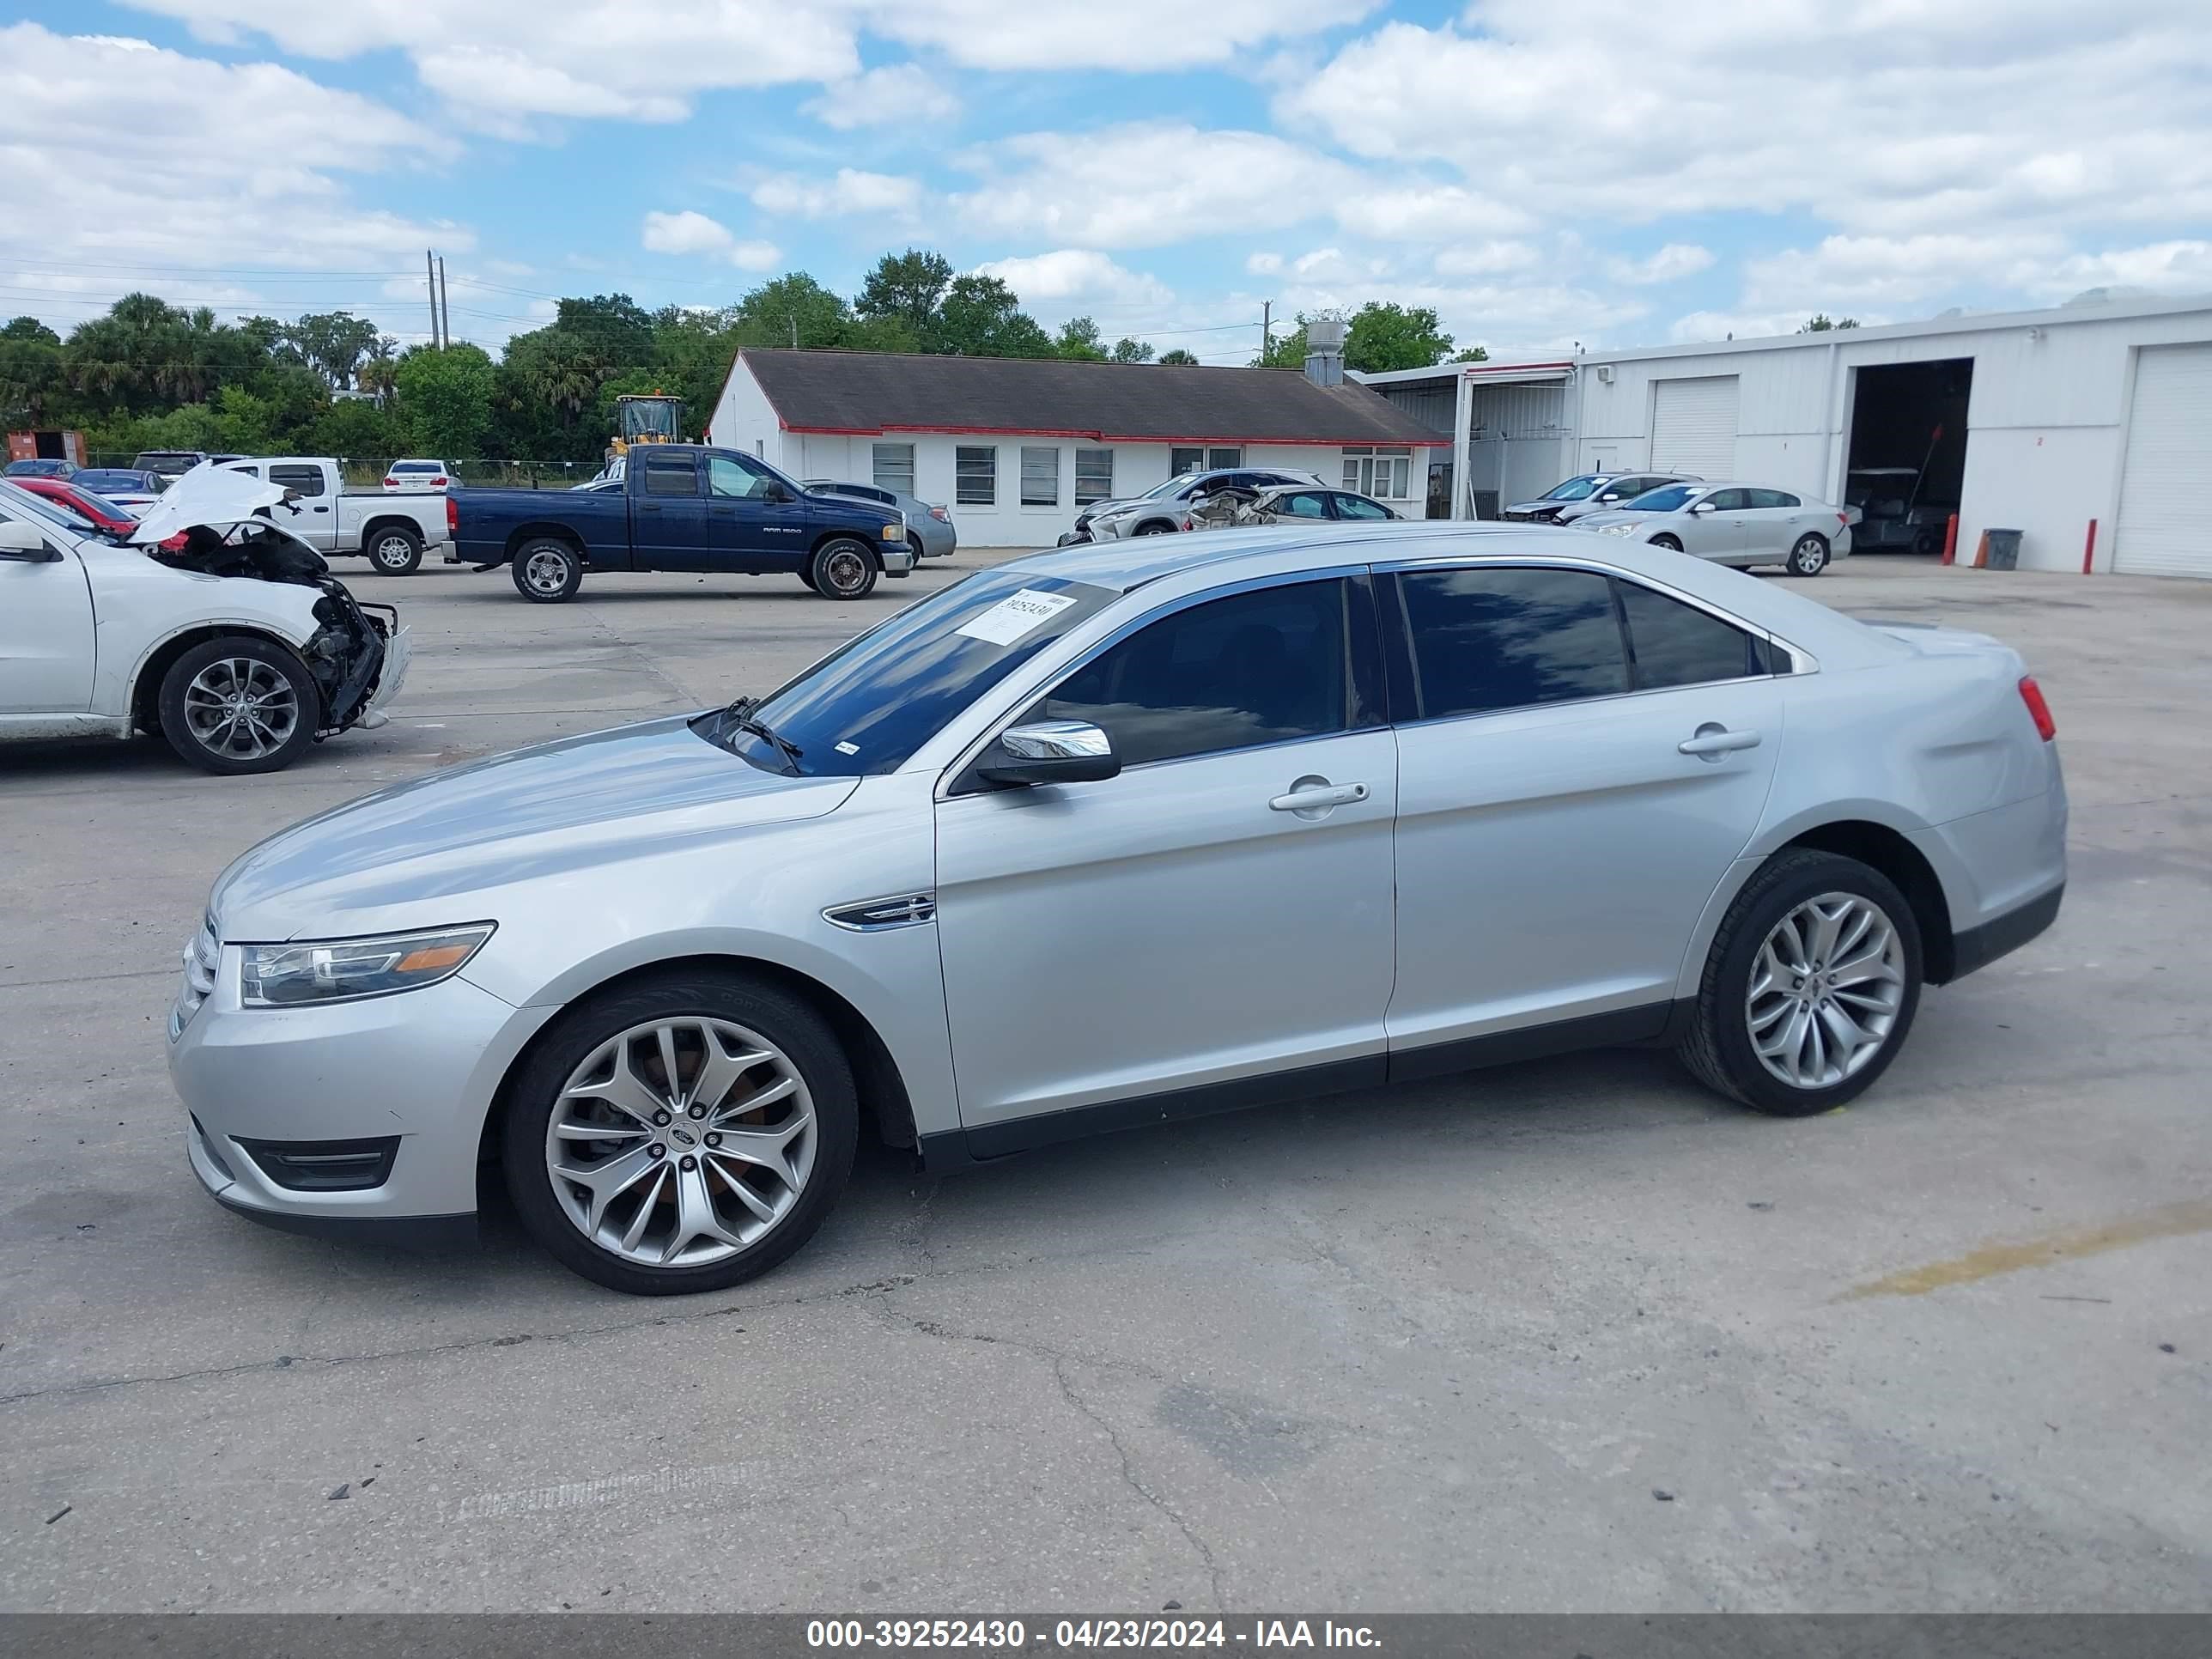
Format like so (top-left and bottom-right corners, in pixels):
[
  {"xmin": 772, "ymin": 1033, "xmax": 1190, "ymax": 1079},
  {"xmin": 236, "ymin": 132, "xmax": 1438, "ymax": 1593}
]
[{"xmin": 122, "ymin": 465, "xmax": 410, "ymax": 772}]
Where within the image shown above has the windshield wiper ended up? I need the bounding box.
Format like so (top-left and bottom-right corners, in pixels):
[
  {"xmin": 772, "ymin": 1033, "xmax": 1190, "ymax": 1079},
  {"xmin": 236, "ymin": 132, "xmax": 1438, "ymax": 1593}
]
[{"xmin": 719, "ymin": 697, "xmax": 805, "ymax": 772}]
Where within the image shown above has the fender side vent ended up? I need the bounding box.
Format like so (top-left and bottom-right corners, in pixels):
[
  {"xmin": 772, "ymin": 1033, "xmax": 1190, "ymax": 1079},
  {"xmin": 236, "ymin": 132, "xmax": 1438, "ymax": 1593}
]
[{"xmin": 824, "ymin": 894, "xmax": 937, "ymax": 932}]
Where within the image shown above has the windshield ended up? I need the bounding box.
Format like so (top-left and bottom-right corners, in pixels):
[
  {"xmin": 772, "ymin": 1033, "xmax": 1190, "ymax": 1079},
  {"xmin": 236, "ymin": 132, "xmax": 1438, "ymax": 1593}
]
[
  {"xmin": 67, "ymin": 489, "xmax": 132, "ymax": 523},
  {"xmin": 701, "ymin": 566, "xmax": 1118, "ymax": 777},
  {"xmin": 76, "ymin": 470, "xmax": 148, "ymax": 493},
  {"xmin": 0, "ymin": 480, "xmax": 91, "ymax": 535},
  {"xmin": 1139, "ymin": 472, "xmax": 1202, "ymax": 501},
  {"xmin": 138, "ymin": 453, "xmax": 200, "ymax": 477},
  {"xmin": 392, "ymin": 461, "xmax": 444, "ymax": 474},
  {"xmin": 1541, "ymin": 475, "xmax": 1603, "ymax": 501},
  {"xmin": 1622, "ymin": 483, "xmax": 1699, "ymax": 513}
]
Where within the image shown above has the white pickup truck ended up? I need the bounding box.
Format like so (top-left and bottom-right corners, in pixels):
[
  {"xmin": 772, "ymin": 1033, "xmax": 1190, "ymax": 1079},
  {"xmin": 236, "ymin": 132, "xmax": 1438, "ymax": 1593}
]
[{"xmin": 218, "ymin": 456, "xmax": 451, "ymax": 576}]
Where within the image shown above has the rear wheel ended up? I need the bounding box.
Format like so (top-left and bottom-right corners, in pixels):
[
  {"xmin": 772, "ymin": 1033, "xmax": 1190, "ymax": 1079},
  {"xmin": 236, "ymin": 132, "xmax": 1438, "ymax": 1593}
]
[
  {"xmin": 1786, "ymin": 533, "xmax": 1831, "ymax": 576},
  {"xmin": 798, "ymin": 564, "xmax": 819, "ymax": 592},
  {"xmin": 1134, "ymin": 520, "xmax": 1176, "ymax": 536},
  {"xmin": 808, "ymin": 538, "xmax": 878, "ymax": 600},
  {"xmin": 156, "ymin": 635, "xmax": 319, "ymax": 775},
  {"xmin": 367, "ymin": 525, "xmax": 423, "ymax": 576},
  {"xmin": 502, "ymin": 969, "xmax": 859, "ymax": 1294},
  {"xmin": 1678, "ymin": 850, "xmax": 1923, "ymax": 1116},
  {"xmin": 513, "ymin": 538, "xmax": 583, "ymax": 603}
]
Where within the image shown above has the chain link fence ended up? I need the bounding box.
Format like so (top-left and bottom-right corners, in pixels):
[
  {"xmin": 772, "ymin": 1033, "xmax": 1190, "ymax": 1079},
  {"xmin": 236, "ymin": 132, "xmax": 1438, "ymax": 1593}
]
[{"xmin": 84, "ymin": 454, "xmax": 608, "ymax": 490}]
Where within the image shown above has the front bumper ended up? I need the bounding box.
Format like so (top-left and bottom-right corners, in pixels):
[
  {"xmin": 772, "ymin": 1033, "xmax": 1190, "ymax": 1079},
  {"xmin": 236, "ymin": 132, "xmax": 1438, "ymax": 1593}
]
[
  {"xmin": 168, "ymin": 943, "xmax": 553, "ymax": 1237},
  {"xmin": 882, "ymin": 537, "xmax": 917, "ymax": 576}
]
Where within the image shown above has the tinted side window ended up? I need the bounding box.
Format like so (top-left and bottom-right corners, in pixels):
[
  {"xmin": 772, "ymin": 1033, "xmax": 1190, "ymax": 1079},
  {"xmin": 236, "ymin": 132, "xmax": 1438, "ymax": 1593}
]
[
  {"xmin": 1705, "ymin": 488, "xmax": 1752, "ymax": 511},
  {"xmin": 1749, "ymin": 488, "xmax": 1799, "ymax": 508},
  {"xmin": 642, "ymin": 454, "xmax": 698, "ymax": 496},
  {"xmin": 267, "ymin": 465, "xmax": 325, "ymax": 498},
  {"xmin": 1616, "ymin": 580, "xmax": 1761, "ymax": 689},
  {"xmin": 1274, "ymin": 491, "xmax": 1330, "ymax": 519},
  {"xmin": 1037, "ymin": 580, "xmax": 1356, "ymax": 767},
  {"xmin": 1395, "ymin": 568, "xmax": 1629, "ymax": 720}
]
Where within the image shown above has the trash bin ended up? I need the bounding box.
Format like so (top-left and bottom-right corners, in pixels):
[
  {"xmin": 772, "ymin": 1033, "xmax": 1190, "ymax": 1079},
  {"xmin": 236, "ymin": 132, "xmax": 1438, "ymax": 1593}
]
[{"xmin": 1984, "ymin": 527, "xmax": 2022, "ymax": 570}]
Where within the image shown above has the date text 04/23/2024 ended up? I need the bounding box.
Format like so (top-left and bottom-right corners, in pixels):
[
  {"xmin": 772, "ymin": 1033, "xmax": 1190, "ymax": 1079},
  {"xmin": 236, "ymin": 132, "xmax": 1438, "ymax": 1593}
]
[{"xmin": 805, "ymin": 1620, "xmax": 1382, "ymax": 1650}]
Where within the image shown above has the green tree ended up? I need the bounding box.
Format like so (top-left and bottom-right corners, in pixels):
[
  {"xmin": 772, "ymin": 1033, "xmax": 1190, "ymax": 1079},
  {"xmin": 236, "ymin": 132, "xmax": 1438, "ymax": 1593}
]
[
  {"xmin": 553, "ymin": 295, "xmax": 656, "ymax": 367},
  {"xmin": 287, "ymin": 311, "xmax": 387, "ymax": 390},
  {"xmin": 1450, "ymin": 344, "xmax": 1491, "ymax": 362},
  {"xmin": 734, "ymin": 274, "xmax": 850, "ymax": 348},
  {"xmin": 1158, "ymin": 347, "xmax": 1200, "ymax": 366},
  {"xmin": 394, "ymin": 343, "xmax": 495, "ymax": 458},
  {"xmin": 856, "ymin": 249, "xmax": 953, "ymax": 346},
  {"xmin": 1054, "ymin": 316, "xmax": 1107, "ymax": 361},
  {"xmin": 1254, "ymin": 319, "xmax": 1309, "ymax": 368},
  {"xmin": 1109, "ymin": 337, "xmax": 1155, "ymax": 363},
  {"xmin": 304, "ymin": 396, "xmax": 408, "ymax": 462},
  {"xmin": 0, "ymin": 317, "xmax": 64, "ymax": 423},
  {"xmin": 939, "ymin": 275, "xmax": 1053, "ymax": 356},
  {"xmin": 1343, "ymin": 301, "xmax": 1454, "ymax": 372},
  {"xmin": 1798, "ymin": 314, "xmax": 1862, "ymax": 332}
]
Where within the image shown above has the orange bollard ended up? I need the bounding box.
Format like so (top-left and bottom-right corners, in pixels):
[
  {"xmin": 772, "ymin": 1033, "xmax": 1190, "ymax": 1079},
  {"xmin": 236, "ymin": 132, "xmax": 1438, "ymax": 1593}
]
[
  {"xmin": 1941, "ymin": 513, "xmax": 1960, "ymax": 565},
  {"xmin": 2081, "ymin": 518, "xmax": 2097, "ymax": 574}
]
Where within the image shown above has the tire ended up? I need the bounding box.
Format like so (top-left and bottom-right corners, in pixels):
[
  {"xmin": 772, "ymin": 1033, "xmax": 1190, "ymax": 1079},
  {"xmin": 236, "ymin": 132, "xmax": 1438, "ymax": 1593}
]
[
  {"xmin": 366, "ymin": 525, "xmax": 423, "ymax": 576},
  {"xmin": 512, "ymin": 538, "xmax": 584, "ymax": 603},
  {"xmin": 798, "ymin": 564, "xmax": 819, "ymax": 592},
  {"xmin": 1912, "ymin": 528, "xmax": 1941, "ymax": 556},
  {"xmin": 1134, "ymin": 521, "xmax": 1176, "ymax": 537},
  {"xmin": 1785, "ymin": 533, "xmax": 1831, "ymax": 576},
  {"xmin": 1678, "ymin": 849, "xmax": 1923, "ymax": 1117},
  {"xmin": 156, "ymin": 635, "xmax": 320, "ymax": 776},
  {"xmin": 502, "ymin": 969, "xmax": 860, "ymax": 1295},
  {"xmin": 1650, "ymin": 533, "xmax": 1684, "ymax": 551},
  {"xmin": 808, "ymin": 538, "xmax": 878, "ymax": 600}
]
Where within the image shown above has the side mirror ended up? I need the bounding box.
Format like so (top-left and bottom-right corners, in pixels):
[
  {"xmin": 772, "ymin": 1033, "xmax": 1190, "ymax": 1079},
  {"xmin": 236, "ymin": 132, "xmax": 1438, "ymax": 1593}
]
[
  {"xmin": 0, "ymin": 521, "xmax": 58, "ymax": 562},
  {"xmin": 976, "ymin": 720, "xmax": 1120, "ymax": 787},
  {"xmin": 1598, "ymin": 492, "xmax": 1621, "ymax": 503},
  {"xmin": 1690, "ymin": 501, "xmax": 1717, "ymax": 514},
  {"xmin": 763, "ymin": 483, "xmax": 793, "ymax": 504}
]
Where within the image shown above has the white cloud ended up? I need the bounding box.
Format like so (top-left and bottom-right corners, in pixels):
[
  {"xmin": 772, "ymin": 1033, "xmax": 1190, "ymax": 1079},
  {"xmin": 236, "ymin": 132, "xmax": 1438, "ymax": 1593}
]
[
  {"xmin": 1334, "ymin": 184, "xmax": 1528, "ymax": 241},
  {"xmin": 1435, "ymin": 240, "xmax": 1541, "ymax": 277},
  {"xmin": 749, "ymin": 167, "xmax": 922, "ymax": 220},
  {"xmin": 971, "ymin": 250, "xmax": 1171, "ymax": 308},
  {"xmin": 1279, "ymin": 2, "xmax": 2212, "ymax": 239},
  {"xmin": 119, "ymin": 0, "xmax": 1376, "ymax": 119},
  {"xmin": 803, "ymin": 64, "xmax": 959, "ymax": 131},
  {"xmin": 0, "ymin": 25, "xmax": 462, "ymax": 340},
  {"xmin": 640, "ymin": 210, "xmax": 783, "ymax": 270},
  {"xmin": 1247, "ymin": 252, "xmax": 1285, "ymax": 276},
  {"xmin": 1608, "ymin": 244, "xmax": 1715, "ymax": 285}
]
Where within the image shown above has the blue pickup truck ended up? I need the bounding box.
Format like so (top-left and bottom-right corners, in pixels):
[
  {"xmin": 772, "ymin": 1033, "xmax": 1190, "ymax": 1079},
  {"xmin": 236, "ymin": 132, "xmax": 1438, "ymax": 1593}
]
[{"xmin": 453, "ymin": 445, "xmax": 916, "ymax": 603}]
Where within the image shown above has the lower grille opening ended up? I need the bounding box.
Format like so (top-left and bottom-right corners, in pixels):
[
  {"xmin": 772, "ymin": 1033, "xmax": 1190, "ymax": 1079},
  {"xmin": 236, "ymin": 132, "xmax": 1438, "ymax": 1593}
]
[{"xmin": 234, "ymin": 1134, "xmax": 400, "ymax": 1193}]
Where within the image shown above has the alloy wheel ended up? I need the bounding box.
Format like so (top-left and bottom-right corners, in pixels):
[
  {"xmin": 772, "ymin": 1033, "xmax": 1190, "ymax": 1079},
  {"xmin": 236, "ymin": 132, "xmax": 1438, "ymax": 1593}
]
[
  {"xmin": 822, "ymin": 546, "xmax": 869, "ymax": 596},
  {"xmin": 545, "ymin": 1017, "xmax": 817, "ymax": 1268},
  {"xmin": 1791, "ymin": 536, "xmax": 1828, "ymax": 574},
  {"xmin": 1745, "ymin": 892, "xmax": 1905, "ymax": 1089},
  {"xmin": 181, "ymin": 657, "xmax": 301, "ymax": 762},
  {"xmin": 373, "ymin": 532, "xmax": 416, "ymax": 571},
  {"xmin": 524, "ymin": 549, "xmax": 572, "ymax": 596}
]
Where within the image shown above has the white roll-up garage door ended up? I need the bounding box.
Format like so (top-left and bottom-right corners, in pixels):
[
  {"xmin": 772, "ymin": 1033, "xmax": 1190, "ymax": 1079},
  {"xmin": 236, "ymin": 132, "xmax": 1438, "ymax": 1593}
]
[
  {"xmin": 1651, "ymin": 375, "xmax": 1739, "ymax": 478},
  {"xmin": 2114, "ymin": 343, "xmax": 2212, "ymax": 578}
]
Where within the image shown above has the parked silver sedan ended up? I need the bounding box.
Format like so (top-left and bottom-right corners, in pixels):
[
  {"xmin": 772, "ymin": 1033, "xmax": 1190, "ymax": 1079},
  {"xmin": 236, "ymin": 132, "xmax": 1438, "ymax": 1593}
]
[
  {"xmin": 169, "ymin": 525, "xmax": 2065, "ymax": 1293},
  {"xmin": 1577, "ymin": 481, "xmax": 1854, "ymax": 575}
]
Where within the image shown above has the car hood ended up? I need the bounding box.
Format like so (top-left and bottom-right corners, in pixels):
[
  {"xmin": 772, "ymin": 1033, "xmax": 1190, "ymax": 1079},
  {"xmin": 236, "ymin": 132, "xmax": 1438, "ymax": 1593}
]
[
  {"xmin": 1504, "ymin": 499, "xmax": 1569, "ymax": 515},
  {"xmin": 126, "ymin": 463, "xmax": 292, "ymax": 544},
  {"xmin": 209, "ymin": 715, "xmax": 859, "ymax": 941},
  {"xmin": 1570, "ymin": 507, "xmax": 1664, "ymax": 531}
]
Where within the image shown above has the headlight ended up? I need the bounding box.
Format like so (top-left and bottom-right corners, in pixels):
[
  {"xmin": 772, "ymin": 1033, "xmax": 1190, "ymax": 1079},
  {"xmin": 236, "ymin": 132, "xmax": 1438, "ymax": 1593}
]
[
  {"xmin": 241, "ymin": 923, "xmax": 495, "ymax": 1007},
  {"xmin": 1596, "ymin": 521, "xmax": 1642, "ymax": 536},
  {"xmin": 881, "ymin": 522, "xmax": 906, "ymax": 541}
]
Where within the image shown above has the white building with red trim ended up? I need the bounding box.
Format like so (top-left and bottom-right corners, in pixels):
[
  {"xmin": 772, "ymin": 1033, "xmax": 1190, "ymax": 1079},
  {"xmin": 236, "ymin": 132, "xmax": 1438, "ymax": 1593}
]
[{"xmin": 706, "ymin": 346, "xmax": 1447, "ymax": 543}]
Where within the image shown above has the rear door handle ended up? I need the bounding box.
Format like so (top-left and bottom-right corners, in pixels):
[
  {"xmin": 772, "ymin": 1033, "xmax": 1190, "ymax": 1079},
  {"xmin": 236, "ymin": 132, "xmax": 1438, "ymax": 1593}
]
[
  {"xmin": 1679, "ymin": 725, "xmax": 1761, "ymax": 758},
  {"xmin": 1269, "ymin": 781, "xmax": 1369, "ymax": 813}
]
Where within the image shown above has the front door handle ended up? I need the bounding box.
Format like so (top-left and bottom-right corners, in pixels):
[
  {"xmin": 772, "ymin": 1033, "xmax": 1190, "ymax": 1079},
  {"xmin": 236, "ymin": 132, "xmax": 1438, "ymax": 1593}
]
[
  {"xmin": 1269, "ymin": 780, "xmax": 1369, "ymax": 816},
  {"xmin": 1679, "ymin": 724, "xmax": 1761, "ymax": 759}
]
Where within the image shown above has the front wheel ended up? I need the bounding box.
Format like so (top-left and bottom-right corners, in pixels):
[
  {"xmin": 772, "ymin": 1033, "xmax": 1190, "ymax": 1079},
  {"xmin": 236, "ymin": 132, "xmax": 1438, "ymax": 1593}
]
[
  {"xmin": 1650, "ymin": 533, "xmax": 1683, "ymax": 551},
  {"xmin": 1786, "ymin": 533, "xmax": 1831, "ymax": 576},
  {"xmin": 502, "ymin": 970, "xmax": 859, "ymax": 1294},
  {"xmin": 1134, "ymin": 521, "xmax": 1176, "ymax": 537},
  {"xmin": 156, "ymin": 635, "xmax": 319, "ymax": 775},
  {"xmin": 1678, "ymin": 850, "xmax": 1923, "ymax": 1116},
  {"xmin": 808, "ymin": 538, "xmax": 878, "ymax": 600},
  {"xmin": 513, "ymin": 538, "xmax": 583, "ymax": 603},
  {"xmin": 367, "ymin": 526, "xmax": 423, "ymax": 576}
]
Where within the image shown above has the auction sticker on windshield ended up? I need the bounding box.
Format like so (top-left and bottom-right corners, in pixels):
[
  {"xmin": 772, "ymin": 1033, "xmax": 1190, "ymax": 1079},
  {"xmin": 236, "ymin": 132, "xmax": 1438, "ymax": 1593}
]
[{"xmin": 956, "ymin": 588, "xmax": 1077, "ymax": 646}]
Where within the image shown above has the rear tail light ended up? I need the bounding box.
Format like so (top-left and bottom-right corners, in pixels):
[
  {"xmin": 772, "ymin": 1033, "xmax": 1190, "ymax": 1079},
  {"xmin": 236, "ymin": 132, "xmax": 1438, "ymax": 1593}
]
[
  {"xmin": 1838, "ymin": 512, "xmax": 1850, "ymax": 526},
  {"xmin": 929, "ymin": 505, "xmax": 950, "ymax": 522},
  {"xmin": 446, "ymin": 495, "xmax": 459, "ymax": 535},
  {"xmin": 2018, "ymin": 676, "xmax": 2057, "ymax": 741},
  {"xmin": 431, "ymin": 477, "xmax": 447, "ymax": 488},
  {"xmin": 160, "ymin": 532, "xmax": 189, "ymax": 552},
  {"xmin": 383, "ymin": 477, "xmax": 398, "ymax": 488}
]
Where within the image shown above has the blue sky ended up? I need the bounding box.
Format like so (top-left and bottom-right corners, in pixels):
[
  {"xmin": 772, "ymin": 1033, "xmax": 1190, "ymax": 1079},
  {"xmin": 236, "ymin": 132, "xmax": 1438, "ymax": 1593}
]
[{"xmin": 6, "ymin": 0, "xmax": 2210, "ymax": 362}]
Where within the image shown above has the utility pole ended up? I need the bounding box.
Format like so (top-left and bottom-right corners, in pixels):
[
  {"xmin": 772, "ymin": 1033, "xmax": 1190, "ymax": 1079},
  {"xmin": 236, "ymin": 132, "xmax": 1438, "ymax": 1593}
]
[
  {"xmin": 426, "ymin": 249, "xmax": 441, "ymax": 347},
  {"xmin": 438, "ymin": 256, "xmax": 452, "ymax": 349},
  {"xmin": 788, "ymin": 312, "xmax": 798, "ymax": 349},
  {"xmin": 1261, "ymin": 301, "xmax": 1271, "ymax": 365}
]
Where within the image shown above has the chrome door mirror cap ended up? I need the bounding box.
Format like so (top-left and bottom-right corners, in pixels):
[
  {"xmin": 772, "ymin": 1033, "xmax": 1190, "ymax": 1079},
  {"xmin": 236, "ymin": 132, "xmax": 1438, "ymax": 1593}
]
[{"xmin": 976, "ymin": 720, "xmax": 1121, "ymax": 787}]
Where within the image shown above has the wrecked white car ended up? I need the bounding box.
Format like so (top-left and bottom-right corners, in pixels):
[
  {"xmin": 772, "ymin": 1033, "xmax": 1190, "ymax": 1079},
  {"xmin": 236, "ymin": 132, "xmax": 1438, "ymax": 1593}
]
[{"xmin": 0, "ymin": 465, "xmax": 408, "ymax": 775}]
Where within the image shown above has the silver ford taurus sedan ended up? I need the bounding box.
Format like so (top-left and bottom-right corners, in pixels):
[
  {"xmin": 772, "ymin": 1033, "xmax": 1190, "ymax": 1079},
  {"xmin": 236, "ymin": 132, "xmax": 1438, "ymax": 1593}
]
[
  {"xmin": 1576, "ymin": 481, "xmax": 1855, "ymax": 575},
  {"xmin": 169, "ymin": 526, "xmax": 2067, "ymax": 1294}
]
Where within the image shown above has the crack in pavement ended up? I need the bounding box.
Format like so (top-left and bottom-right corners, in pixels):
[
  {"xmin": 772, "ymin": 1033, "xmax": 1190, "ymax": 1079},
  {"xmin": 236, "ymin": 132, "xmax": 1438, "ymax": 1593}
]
[{"xmin": 870, "ymin": 1307, "xmax": 1231, "ymax": 1610}]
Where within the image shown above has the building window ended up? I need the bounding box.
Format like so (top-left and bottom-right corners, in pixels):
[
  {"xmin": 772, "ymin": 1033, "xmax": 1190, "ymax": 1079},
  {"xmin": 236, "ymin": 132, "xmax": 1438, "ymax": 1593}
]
[
  {"xmin": 1208, "ymin": 447, "xmax": 1243, "ymax": 471},
  {"xmin": 956, "ymin": 446, "xmax": 996, "ymax": 506},
  {"xmin": 1170, "ymin": 447, "xmax": 1204, "ymax": 477},
  {"xmin": 1020, "ymin": 446, "xmax": 1060, "ymax": 507},
  {"xmin": 872, "ymin": 442, "xmax": 915, "ymax": 497},
  {"xmin": 1342, "ymin": 447, "xmax": 1413, "ymax": 499},
  {"xmin": 1074, "ymin": 447, "xmax": 1115, "ymax": 505}
]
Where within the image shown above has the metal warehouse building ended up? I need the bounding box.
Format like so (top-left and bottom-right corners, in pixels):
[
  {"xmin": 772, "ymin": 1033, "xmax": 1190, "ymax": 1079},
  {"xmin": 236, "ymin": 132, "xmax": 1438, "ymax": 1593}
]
[{"xmin": 1364, "ymin": 294, "xmax": 2212, "ymax": 577}]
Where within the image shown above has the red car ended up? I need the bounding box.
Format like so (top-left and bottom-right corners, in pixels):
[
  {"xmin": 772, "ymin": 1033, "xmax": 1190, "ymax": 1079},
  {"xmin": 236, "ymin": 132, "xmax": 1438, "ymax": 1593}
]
[{"xmin": 14, "ymin": 476, "xmax": 188, "ymax": 550}]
